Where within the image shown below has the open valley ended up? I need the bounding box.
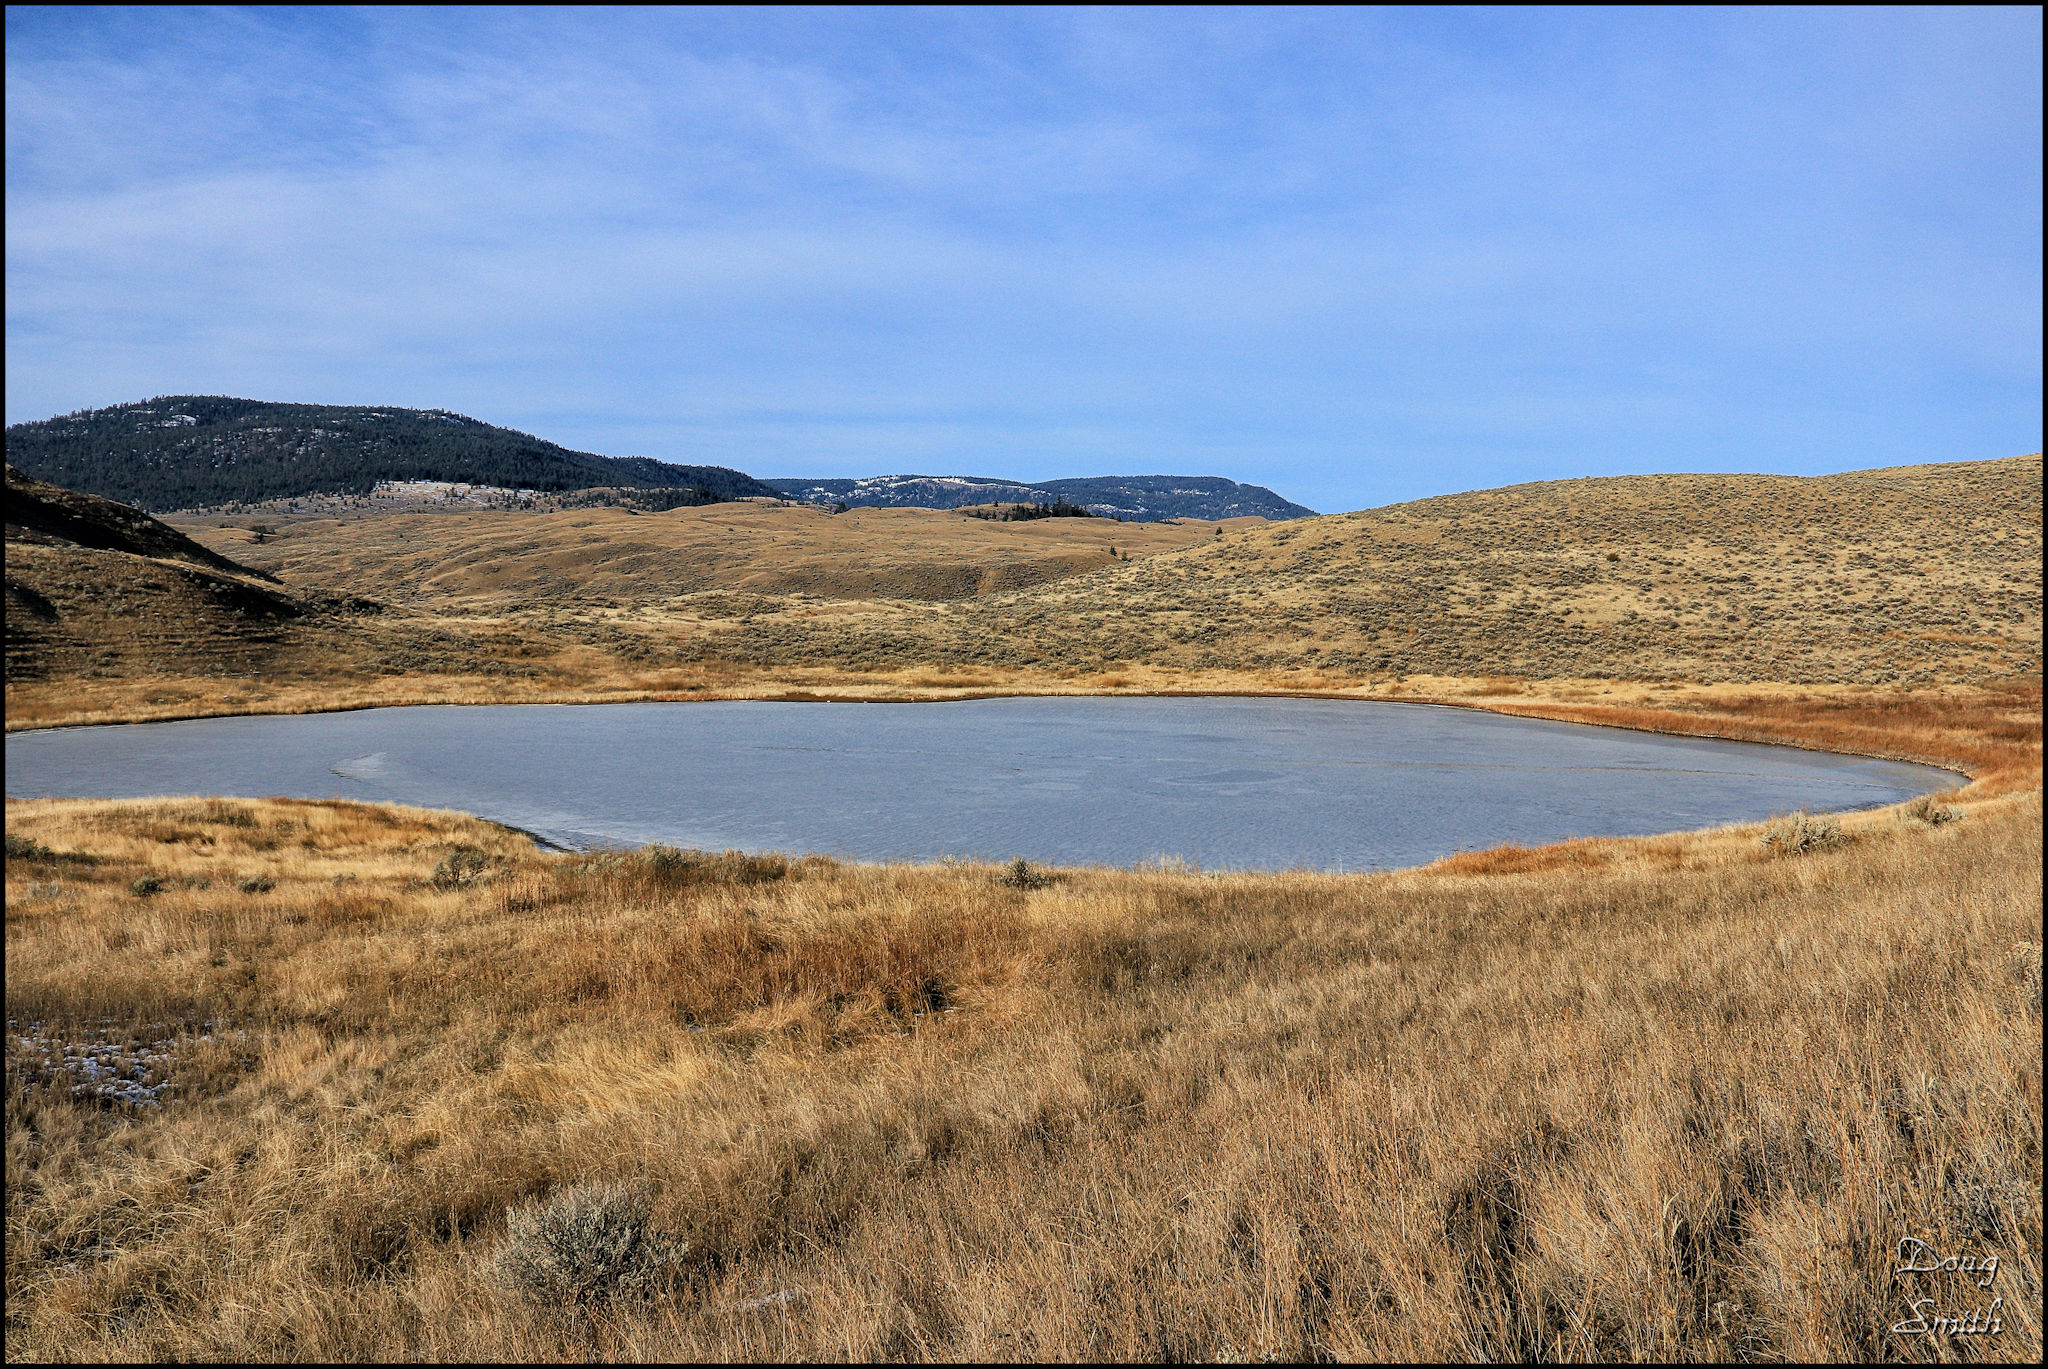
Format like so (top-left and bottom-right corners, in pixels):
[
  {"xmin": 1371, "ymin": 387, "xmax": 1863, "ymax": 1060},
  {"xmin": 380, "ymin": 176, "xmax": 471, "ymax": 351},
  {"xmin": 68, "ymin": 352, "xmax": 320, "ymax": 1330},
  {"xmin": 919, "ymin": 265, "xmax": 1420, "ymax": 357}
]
[
  {"xmin": 5, "ymin": 447, "xmax": 2042, "ymax": 1360},
  {"xmin": 11, "ymin": 12, "xmax": 2042, "ymax": 1360}
]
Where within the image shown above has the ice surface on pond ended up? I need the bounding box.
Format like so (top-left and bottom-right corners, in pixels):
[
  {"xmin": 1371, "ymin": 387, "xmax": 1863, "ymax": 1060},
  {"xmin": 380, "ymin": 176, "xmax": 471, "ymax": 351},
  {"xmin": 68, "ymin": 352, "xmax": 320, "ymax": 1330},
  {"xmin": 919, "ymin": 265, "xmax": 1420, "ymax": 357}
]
[{"xmin": 5, "ymin": 697, "xmax": 1963, "ymax": 872}]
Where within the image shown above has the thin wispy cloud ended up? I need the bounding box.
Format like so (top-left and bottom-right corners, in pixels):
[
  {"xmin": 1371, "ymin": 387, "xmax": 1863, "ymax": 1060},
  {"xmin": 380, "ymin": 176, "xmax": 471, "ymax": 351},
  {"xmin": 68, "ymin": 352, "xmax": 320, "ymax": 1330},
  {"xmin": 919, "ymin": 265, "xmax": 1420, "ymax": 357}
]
[{"xmin": 6, "ymin": 6, "xmax": 2039, "ymax": 510}]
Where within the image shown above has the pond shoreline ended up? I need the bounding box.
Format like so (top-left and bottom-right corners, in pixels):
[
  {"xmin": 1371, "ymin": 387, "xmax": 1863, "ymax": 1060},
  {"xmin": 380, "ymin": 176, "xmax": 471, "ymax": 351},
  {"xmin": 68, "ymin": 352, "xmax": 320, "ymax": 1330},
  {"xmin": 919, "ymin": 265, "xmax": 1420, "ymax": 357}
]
[
  {"xmin": 4, "ymin": 676, "xmax": 2005, "ymax": 782},
  {"xmin": 4, "ymin": 693, "xmax": 1974, "ymax": 872}
]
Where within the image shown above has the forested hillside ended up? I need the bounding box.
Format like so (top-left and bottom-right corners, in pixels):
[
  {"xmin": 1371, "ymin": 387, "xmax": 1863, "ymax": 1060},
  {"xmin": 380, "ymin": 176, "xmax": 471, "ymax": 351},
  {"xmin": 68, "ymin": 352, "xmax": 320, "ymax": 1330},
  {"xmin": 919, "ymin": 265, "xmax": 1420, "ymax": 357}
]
[
  {"xmin": 764, "ymin": 473, "xmax": 1316, "ymax": 521},
  {"xmin": 3, "ymin": 397, "xmax": 784, "ymax": 511},
  {"xmin": 1033, "ymin": 475, "xmax": 1316, "ymax": 520}
]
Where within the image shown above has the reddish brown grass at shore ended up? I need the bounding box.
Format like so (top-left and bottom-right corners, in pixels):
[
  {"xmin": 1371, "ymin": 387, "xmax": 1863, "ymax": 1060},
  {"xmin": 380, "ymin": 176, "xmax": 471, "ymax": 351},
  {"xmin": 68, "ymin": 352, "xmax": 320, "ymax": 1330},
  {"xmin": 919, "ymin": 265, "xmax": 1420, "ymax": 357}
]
[
  {"xmin": 1431, "ymin": 837, "xmax": 1613, "ymax": 877},
  {"xmin": 1481, "ymin": 682, "xmax": 2042, "ymax": 796}
]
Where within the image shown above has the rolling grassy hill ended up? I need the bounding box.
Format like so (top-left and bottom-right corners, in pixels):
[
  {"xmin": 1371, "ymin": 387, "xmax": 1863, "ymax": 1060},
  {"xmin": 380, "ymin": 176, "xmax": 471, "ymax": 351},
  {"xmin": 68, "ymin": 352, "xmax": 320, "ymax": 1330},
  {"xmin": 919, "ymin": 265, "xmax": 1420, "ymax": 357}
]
[
  {"xmin": 705, "ymin": 455, "xmax": 2045, "ymax": 687},
  {"xmin": 164, "ymin": 502, "xmax": 1250, "ymax": 607},
  {"xmin": 162, "ymin": 454, "xmax": 2042, "ymax": 687}
]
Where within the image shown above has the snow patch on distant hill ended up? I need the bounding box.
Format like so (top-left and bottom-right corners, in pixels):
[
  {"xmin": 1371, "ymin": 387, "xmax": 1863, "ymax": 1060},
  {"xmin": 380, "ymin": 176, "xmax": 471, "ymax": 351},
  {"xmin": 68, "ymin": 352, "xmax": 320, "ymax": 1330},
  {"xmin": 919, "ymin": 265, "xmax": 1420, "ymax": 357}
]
[{"xmin": 763, "ymin": 473, "xmax": 1316, "ymax": 522}]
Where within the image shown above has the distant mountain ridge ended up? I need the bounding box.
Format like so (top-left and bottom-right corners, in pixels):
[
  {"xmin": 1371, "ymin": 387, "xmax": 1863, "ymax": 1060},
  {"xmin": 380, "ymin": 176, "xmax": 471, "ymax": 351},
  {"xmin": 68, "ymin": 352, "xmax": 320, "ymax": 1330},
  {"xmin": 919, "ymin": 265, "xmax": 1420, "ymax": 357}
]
[
  {"xmin": 4, "ymin": 397, "xmax": 785, "ymax": 512},
  {"xmin": 764, "ymin": 473, "xmax": 1316, "ymax": 521}
]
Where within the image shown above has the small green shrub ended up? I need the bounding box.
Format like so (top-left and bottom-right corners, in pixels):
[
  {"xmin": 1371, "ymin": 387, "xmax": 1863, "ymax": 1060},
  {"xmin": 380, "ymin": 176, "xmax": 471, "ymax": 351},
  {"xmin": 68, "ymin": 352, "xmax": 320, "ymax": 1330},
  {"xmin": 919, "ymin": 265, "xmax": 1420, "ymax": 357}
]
[
  {"xmin": 643, "ymin": 844, "xmax": 689, "ymax": 877},
  {"xmin": 430, "ymin": 847, "xmax": 494, "ymax": 889},
  {"xmin": 638, "ymin": 845, "xmax": 788, "ymax": 887},
  {"xmin": 997, "ymin": 857, "xmax": 1055, "ymax": 890},
  {"xmin": 1759, "ymin": 812, "xmax": 1850, "ymax": 856},
  {"xmin": 6, "ymin": 834, "xmax": 56, "ymax": 861},
  {"xmin": 237, "ymin": 876, "xmax": 276, "ymax": 894},
  {"xmin": 129, "ymin": 875, "xmax": 167, "ymax": 897},
  {"xmin": 491, "ymin": 1183, "xmax": 685, "ymax": 1307},
  {"xmin": 6, "ymin": 834, "xmax": 96, "ymax": 866}
]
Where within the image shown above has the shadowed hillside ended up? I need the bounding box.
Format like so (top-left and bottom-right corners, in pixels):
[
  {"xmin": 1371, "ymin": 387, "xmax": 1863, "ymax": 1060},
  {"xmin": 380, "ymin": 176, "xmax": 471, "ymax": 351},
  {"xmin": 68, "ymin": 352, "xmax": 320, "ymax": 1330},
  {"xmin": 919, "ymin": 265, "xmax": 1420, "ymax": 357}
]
[
  {"xmin": 5, "ymin": 464, "xmax": 312, "ymax": 686},
  {"xmin": 7, "ymin": 464, "xmax": 279, "ymax": 582},
  {"xmin": 2, "ymin": 465, "xmax": 536, "ymax": 698}
]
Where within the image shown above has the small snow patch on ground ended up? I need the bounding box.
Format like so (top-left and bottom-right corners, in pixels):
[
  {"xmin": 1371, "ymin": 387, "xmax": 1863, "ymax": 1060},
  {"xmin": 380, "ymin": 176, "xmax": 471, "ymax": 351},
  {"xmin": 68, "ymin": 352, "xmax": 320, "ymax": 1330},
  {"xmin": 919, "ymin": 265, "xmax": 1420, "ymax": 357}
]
[{"xmin": 6, "ymin": 1017, "xmax": 247, "ymax": 1109}]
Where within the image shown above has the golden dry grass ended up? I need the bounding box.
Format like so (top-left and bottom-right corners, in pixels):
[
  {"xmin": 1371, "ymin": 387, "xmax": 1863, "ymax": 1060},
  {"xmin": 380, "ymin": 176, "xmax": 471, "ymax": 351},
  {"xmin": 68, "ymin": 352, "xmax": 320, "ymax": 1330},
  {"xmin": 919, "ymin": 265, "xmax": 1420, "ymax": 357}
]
[
  {"xmin": 163, "ymin": 499, "xmax": 1236, "ymax": 607},
  {"xmin": 692, "ymin": 454, "xmax": 2041, "ymax": 687},
  {"xmin": 6, "ymin": 787, "xmax": 2040, "ymax": 1361}
]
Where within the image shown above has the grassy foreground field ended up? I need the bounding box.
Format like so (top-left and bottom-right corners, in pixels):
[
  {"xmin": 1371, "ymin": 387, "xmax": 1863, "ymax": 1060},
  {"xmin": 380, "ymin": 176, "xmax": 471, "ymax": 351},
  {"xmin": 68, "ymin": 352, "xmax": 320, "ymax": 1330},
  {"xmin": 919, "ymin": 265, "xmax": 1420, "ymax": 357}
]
[{"xmin": 5, "ymin": 778, "xmax": 2039, "ymax": 1361}]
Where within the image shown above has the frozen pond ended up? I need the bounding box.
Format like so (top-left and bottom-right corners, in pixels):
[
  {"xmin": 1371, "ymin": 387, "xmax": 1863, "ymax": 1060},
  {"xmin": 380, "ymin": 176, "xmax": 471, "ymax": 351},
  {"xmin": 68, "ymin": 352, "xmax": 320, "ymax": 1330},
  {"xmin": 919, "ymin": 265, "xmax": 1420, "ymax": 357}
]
[{"xmin": 4, "ymin": 696, "xmax": 1961, "ymax": 871}]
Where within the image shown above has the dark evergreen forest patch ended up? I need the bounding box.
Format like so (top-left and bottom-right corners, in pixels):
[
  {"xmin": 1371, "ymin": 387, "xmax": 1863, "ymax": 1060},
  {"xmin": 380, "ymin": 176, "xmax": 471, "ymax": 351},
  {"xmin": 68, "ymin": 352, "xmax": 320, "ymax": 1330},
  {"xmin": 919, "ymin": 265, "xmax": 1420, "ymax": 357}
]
[
  {"xmin": 763, "ymin": 473, "xmax": 1317, "ymax": 522},
  {"xmin": 5, "ymin": 397, "xmax": 783, "ymax": 512}
]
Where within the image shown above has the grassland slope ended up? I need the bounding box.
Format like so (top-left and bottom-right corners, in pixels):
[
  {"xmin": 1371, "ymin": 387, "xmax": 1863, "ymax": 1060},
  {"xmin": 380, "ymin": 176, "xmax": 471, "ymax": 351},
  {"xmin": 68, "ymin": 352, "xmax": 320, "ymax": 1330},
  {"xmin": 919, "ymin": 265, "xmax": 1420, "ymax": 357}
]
[
  {"xmin": 3, "ymin": 457, "xmax": 2040, "ymax": 1362},
  {"xmin": 714, "ymin": 455, "xmax": 2042, "ymax": 686},
  {"xmin": 7, "ymin": 456, "xmax": 2039, "ymax": 733},
  {"xmin": 164, "ymin": 500, "xmax": 1241, "ymax": 607},
  {"xmin": 1, "ymin": 466, "xmax": 549, "ymax": 698}
]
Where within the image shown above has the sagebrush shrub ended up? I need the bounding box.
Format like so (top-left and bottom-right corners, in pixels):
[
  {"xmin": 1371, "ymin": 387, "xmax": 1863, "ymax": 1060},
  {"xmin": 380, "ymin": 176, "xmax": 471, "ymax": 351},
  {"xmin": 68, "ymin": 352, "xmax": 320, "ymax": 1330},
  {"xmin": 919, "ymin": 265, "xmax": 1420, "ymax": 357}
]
[
  {"xmin": 491, "ymin": 1183, "xmax": 684, "ymax": 1306},
  {"xmin": 129, "ymin": 875, "xmax": 166, "ymax": 897},
  {"xmin": 5, "ymin": 835, "xmax": 95, "ymax": 866},
  {"xmin": 1759, "ymin": 812, "xmax": 1850, "ymax": 856},
  {"xmin": 1901, "ymin": 794, "xmax": 1963, "ymax": 827}
]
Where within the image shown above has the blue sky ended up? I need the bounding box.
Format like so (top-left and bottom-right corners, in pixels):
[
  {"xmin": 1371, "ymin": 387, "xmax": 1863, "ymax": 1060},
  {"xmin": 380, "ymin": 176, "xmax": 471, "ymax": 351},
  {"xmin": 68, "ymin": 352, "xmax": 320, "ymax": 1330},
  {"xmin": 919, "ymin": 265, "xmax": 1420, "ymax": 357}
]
[{"xmin": 5, "ymin": 6, "xmax": 2040, "ymax": 512}]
